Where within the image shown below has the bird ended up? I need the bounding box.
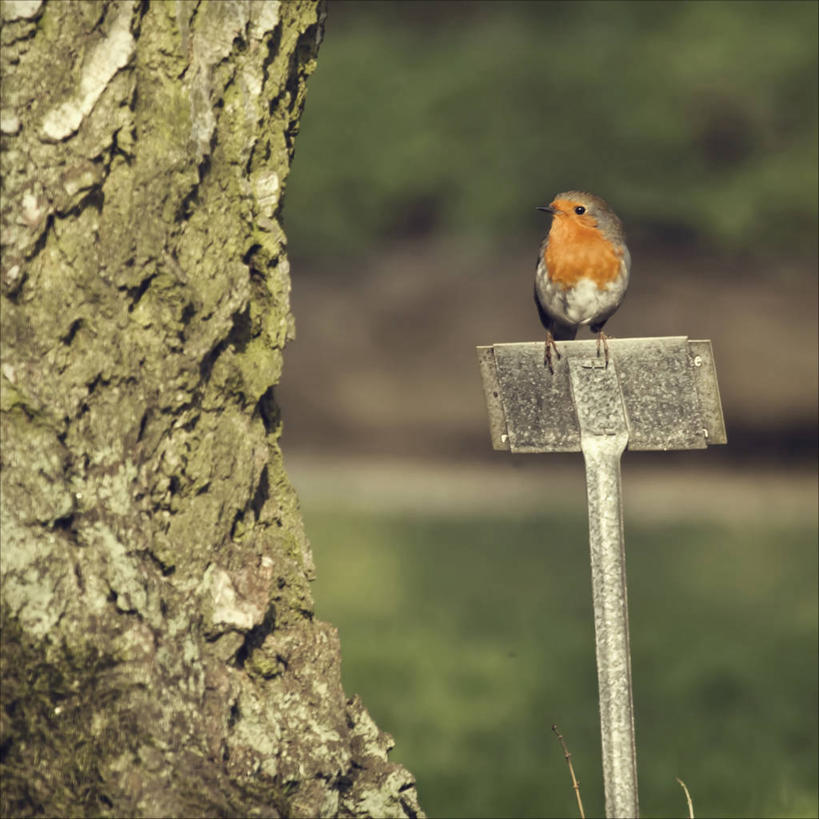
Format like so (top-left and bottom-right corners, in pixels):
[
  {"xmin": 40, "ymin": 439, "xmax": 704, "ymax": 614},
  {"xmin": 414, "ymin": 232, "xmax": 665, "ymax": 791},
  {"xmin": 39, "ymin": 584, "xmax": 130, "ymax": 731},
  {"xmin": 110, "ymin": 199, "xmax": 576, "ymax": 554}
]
[{"xmin": 534, "ymin": 190, "xmax": 630, "ymax": 372}]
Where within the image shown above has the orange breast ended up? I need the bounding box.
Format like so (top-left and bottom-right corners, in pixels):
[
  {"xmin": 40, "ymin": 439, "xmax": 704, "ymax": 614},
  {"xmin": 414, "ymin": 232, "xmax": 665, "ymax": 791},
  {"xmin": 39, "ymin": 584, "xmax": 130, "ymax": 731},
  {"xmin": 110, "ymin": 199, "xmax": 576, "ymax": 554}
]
[{"xmin": 545, "ymin": 217, "xmax": 623, "ymax": 290}]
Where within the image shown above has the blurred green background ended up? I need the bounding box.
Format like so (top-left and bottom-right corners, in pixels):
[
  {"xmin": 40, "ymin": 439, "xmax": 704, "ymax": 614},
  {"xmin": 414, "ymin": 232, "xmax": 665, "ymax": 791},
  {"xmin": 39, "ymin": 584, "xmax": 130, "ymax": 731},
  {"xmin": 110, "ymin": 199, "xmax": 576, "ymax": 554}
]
[
  {"xmin": 279, "ymin": 2, "xmax": 818, "ymax": 817},
  {"xmin": 307, "ymin": 503, "xmax": 817, "ymax": 818},
  {"xmin": 287, "ymin": 0, "xmax": 818, "ymax": 259}
]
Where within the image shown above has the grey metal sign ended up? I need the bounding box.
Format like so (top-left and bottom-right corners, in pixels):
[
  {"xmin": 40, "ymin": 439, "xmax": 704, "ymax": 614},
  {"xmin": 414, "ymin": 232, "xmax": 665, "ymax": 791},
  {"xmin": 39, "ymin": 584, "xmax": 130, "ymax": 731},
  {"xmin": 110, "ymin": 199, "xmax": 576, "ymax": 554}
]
[
  {"xmin": 477, "ymin": 337, "xmax": 726, "ymax": 819},
  {"xmin": 478, "ymin": 337, "xmax": 726, "ymax": 453}
]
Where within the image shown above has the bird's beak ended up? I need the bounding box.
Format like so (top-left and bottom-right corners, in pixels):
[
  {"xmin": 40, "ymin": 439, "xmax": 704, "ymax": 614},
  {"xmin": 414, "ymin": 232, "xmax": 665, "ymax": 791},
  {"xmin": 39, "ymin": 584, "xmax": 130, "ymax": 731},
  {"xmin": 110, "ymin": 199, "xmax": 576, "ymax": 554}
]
[{"xmin": 536, "ymin": 205, "xmax": 554, "ymax": 213}]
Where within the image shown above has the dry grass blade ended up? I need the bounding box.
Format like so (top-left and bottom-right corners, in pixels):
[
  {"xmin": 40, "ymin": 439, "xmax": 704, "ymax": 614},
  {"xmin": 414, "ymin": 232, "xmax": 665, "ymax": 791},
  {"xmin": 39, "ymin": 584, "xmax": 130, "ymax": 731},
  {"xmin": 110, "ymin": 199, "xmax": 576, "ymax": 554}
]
[
  {"xmin": 552, "ymin": 723, "xmax": 585, "ymax": 819},
  {"xmin": 676, "ymin": 777, "xmax": 695, "ymax": 818}
]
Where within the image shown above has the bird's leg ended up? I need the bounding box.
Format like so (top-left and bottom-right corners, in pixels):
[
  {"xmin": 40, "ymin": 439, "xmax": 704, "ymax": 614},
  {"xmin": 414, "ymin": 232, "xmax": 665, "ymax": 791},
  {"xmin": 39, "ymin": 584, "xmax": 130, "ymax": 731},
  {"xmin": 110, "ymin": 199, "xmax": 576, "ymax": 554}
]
[
  {"xmin": 596, "ymin": 330, "xmax": 610, "ymax": 368},
  {"xmin": 544, "ymin": 330, "xmax": 561, "ymax": 374}
]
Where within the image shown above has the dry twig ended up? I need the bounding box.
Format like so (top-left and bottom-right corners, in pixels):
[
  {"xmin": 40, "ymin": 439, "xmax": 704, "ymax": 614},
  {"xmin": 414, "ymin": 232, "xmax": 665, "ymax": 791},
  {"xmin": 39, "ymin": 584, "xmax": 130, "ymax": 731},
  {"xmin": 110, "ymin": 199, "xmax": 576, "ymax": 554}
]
[
  {"xmin": 552, "ymin": 723, "xmax": 585, "ymax": 819},
  {"xmin": 676, "ymin": 777, "xmax": 695, "ymax": 819}
]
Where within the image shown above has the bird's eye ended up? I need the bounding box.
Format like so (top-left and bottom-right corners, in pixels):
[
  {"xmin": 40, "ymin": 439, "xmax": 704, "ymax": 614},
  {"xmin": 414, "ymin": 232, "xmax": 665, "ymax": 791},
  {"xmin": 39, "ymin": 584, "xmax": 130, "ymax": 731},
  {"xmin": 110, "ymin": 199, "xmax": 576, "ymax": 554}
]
[{"xmin": 574, "ymin": 206, "xmax": 586, "ymax": 215}]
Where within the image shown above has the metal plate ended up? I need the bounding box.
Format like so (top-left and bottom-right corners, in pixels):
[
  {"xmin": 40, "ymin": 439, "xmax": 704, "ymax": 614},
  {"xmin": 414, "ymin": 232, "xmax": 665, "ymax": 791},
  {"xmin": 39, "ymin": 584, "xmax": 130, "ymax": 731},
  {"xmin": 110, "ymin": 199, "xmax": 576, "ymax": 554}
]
[
  {"xmin": 689, "ymin": 339, "xmax": 728, "ymax": 445},
  {"xmin": 477, "ymin": 337, "xmax": 726, "ymax": 453}
]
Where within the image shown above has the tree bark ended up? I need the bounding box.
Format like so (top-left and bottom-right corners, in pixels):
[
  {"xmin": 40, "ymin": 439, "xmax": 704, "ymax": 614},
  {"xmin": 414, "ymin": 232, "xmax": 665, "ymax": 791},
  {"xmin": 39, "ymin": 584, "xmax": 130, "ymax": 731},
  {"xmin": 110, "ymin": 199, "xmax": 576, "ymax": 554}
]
[{"xmin": 0, "ymin": 2, "xmax": 424, "ymax": 816}]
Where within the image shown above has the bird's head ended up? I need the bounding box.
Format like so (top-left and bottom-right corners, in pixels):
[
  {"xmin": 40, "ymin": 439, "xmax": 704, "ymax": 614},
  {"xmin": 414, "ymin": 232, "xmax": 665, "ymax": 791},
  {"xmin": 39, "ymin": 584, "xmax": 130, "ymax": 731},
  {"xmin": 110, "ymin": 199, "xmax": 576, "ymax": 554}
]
[{"xmin": 537, "ymin": 191, "xmax": 623, "ymax": 241}]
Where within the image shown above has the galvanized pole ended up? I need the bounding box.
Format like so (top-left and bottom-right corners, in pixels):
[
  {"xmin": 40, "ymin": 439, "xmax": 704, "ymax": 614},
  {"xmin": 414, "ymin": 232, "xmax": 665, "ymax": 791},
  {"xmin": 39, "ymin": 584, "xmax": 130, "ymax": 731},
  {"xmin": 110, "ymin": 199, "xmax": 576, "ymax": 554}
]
[
  {"xmin": 568, "ymin": 358, "xmax": 639, "ymax": 819},
  {"xmin": 478, "ymin": 337, "xmax": 727, "ymax": 819}
]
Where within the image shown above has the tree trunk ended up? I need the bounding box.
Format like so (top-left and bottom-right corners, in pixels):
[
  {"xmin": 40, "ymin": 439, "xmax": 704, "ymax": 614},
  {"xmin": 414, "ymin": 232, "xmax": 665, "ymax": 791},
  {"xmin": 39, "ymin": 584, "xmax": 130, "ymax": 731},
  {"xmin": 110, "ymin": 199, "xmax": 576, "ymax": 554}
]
[{"xmin": 0, "ymin": 2, "xmax": 423, "ymax": 816}]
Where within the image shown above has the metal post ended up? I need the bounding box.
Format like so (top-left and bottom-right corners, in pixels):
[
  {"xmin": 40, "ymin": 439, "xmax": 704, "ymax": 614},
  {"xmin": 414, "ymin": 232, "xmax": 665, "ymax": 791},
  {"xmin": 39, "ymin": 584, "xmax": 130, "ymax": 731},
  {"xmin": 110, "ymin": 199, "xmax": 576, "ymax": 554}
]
[
  {"xmin": 478, "ymin": 338, "xmax": 726, "ymax": 819},
  {"xmin": 569, "ymin": 358, "xmax": 639, "ymax": 819}
]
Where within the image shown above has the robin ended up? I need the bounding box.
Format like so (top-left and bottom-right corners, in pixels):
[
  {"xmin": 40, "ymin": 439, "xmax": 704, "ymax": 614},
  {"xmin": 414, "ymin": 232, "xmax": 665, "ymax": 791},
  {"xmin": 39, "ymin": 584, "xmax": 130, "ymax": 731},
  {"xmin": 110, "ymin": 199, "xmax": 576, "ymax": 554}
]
[{"xmin": 534, "ymin": 190, "xmax": 630, "ymax": 372}]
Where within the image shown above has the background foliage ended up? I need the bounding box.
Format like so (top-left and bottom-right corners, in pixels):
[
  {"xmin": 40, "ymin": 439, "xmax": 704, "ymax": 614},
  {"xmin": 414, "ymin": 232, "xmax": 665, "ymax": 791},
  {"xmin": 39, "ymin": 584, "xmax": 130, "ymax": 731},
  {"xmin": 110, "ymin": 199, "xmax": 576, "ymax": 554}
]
[
  {"xmin": 309, "ymin": 505, "xmax": 817, "ymax": 819},
  {"xmin": 287, "ymin": 0, "xmax": 818, "ymax": 260},
  {"xmin": 282, "ymin": 3, "xmax": 818, "ymax": 818}
]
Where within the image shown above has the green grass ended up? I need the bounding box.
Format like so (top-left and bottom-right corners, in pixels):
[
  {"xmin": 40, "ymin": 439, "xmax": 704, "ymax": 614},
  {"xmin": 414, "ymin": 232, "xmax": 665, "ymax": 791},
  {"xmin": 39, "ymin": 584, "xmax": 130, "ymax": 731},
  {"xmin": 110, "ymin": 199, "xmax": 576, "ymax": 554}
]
[{"xmin": 307, "ymin": 507, "xmax": 818, "ymax": 818}]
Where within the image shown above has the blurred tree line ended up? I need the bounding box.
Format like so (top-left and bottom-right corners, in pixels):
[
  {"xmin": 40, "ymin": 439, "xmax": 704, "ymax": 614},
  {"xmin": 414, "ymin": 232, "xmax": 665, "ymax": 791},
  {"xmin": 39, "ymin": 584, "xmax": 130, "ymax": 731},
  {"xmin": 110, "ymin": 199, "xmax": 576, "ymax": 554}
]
[{"xmin": 286, "ymin": 0, "xmax": 818, "ymax": 264}]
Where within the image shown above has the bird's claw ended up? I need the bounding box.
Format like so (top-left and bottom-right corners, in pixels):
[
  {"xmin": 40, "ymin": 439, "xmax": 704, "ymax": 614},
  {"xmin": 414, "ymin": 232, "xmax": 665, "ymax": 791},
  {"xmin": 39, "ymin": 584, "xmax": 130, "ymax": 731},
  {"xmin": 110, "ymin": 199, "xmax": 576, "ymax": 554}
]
[
  {"xmin": 596, "ymin": 331, "xmax": 610, "ymax": 368},
  {"xmin": 544, "ymin": 332, "xmax": 561, "ymax": 374}
]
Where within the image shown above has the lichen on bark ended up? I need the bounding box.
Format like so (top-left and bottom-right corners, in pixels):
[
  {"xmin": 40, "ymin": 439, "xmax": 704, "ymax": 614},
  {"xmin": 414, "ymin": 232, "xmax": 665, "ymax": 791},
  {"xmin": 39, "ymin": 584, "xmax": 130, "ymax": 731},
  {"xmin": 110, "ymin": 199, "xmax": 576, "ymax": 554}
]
[{"xmin": 0, "ymin": 2, "xmax": 424, "ymax": 816}]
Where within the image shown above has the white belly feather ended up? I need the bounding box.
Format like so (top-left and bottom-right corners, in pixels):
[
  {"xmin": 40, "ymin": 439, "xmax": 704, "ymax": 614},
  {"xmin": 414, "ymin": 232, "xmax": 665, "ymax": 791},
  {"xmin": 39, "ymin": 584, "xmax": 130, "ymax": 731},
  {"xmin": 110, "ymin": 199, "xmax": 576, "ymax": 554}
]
[{"xmin": 535, "ymin": 261, "xmax": 629, "ymax": 326}]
